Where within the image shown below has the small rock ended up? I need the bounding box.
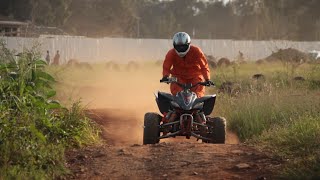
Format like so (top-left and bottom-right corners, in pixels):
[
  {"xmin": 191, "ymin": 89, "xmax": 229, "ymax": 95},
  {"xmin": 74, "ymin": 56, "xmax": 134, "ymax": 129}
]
[
  {"xmin": 193, "ymin": 171, "xmax": 198, "ymax": 175},
  {"xmin": 156, "ymin": 142, "xmax": 168, "ymax": 147},
  {"xmin": 80, "ymin": 167, "xmax": 85, "ymax": 173},
  {"xmin": 226, "ymin": 159, "xmax": 236, "ymax": 163},
  {"xmin": 142, "ymin": 157, "xmax": 152, "ymax": 162},
  {"xmin": 76, "ymin": 154, "xmax": 88, "ymax": 160},
  {"xmin": 231, "ymin": 150, "xmax": 244, "ymax": 154},
  {"xmin": 118, "ymin": 149, "xmax": 125, "ymax": 155},
  {"xmin": 131, "ymin": 144, "xmax": 141, "ymax": 147},
  {"xmin": 293, "ymin": 76, "xmax": 305, "ymax": 81},
  {"xmin": 234, "ymin": 163, "xmax": 251, "ymax": 169},
  {"xmin": 256, "ymin": 176, "xmax": 267, "ymax": 180},
  {"xmin": 231, "ymin": 175, "xmax": 242, "ymax": 179},
  {"xmin": 94, "ymin": 171, "xmax": 101, "ymax": 175},
  {"xmin": 93, "ymin": 152, "xmax": 105, "ymax": 158},
  {"xmin": 69, "ymin": 158, "xmax": 76, "ymax": 163},
  {"xmin": 196, "ymin": 152, "xmax": 206, "ymax": 155},
  {"xmin": 252, "ymin": 74, "xmax": 265, "ymax": 80},
  {"xmin": 163, "ymin": 174, "xmax": 168, "ymax": 177},
  {"xmin": 118, "ymin": 149, "xmax": 125, "ymax": 152}
]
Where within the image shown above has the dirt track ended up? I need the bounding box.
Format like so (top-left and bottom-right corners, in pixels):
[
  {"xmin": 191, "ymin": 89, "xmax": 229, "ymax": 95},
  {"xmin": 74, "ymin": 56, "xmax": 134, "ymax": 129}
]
[
  {"xmin": 65, "ymin": 109, "xmax": 281, "ymax": 180},
  {"xmin": 59, "ymin": 68, "xmax": 281, "ymax": 179}
]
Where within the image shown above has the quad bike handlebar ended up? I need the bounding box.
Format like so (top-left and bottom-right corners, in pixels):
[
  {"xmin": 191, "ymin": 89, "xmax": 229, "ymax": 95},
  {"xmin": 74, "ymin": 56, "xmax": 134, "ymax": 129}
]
[{"xmin": 160, "ymin": 77, "xmax": 214, "ymax": 90}]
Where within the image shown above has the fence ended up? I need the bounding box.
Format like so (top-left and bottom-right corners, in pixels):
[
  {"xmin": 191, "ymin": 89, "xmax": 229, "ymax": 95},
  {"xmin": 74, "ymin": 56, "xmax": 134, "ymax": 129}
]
[{"xmin": 2, "ymin": 36, "xmax": 320, "ymax": 63}]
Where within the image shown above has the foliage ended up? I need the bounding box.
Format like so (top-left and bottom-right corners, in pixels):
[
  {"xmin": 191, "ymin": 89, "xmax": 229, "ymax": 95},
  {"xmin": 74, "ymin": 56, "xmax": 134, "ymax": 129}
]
[
  {"xmin": 258, "ymin": 116, "xmax": 320, "ymax": 179},
  {"xmin": 0, "ymin": 0, "xmax": 72, "ymax": 26},
  {"xmin": 1, "ymin": 0, "xmax": 320, "ymax": 40},
  {"xmin": 0, "ymin": 40, "xmax": 100, "ymax": 179},
  {"xmin": 211, "ymin": 61, "xmax": 320, "ymax": 178}
]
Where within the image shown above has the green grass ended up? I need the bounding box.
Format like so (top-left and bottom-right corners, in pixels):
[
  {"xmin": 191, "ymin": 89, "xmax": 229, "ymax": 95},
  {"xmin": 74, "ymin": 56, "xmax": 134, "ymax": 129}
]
[
  {"xmin": 220, "ymin": 90, "xmax": 320, "ymax": 140},
  {"xmin": 258, "ymin": 116, "xmax": 320, "ymax": 179},
  {"xmin": 210, "ymin": 61, "xmax": 320, "ymax": 178}
]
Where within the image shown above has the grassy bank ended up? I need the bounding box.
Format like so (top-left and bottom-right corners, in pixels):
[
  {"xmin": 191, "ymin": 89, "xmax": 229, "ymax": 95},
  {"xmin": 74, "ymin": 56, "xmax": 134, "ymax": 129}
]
[
  {"xmin": 0, "ymin": 41, "xmax": 100, "ymax": 179},
  {"xmin": 212, "ymin": 62, "xmax": 320, "ymax": 179}
]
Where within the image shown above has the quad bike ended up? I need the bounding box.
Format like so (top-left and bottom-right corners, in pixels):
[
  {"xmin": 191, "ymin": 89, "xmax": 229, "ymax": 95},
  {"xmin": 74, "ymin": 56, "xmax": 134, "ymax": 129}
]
[{"xmin": 143, "ymin": 77, "xmax": 226, "ymax": 144}]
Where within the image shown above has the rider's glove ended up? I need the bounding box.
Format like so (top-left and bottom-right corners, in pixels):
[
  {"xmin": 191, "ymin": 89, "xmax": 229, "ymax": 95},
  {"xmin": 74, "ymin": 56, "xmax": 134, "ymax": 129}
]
[
  {"xmin": 160, "ymin": 76, "xmax": 169, "ymax": 82},
  {"xmin": 204, "ymin": 79, "xmax": 214, "ymax": 86}
]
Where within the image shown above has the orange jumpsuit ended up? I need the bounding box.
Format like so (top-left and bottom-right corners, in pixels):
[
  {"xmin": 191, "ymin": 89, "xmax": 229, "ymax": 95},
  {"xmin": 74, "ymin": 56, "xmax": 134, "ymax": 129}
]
[{"xmin": 162, "ymin": 45, "xmax": 210, "ymax": 97}]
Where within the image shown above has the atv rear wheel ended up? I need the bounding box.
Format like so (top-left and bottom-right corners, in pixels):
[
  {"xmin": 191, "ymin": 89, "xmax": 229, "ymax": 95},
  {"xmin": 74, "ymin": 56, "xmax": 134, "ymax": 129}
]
[
  {"xmin": 206, "ymin": 117, "xmax": 226, "ymax": 144},
  {"xmin": 143, "ymin": 113, "xmax": 161, "ymax": 145}
]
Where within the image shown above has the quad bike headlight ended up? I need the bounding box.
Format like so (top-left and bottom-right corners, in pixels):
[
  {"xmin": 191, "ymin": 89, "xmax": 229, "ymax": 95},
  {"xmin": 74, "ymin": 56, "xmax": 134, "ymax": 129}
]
[
  {"xmin": 193, "ymin": 102, "xmax": 204, "ymax": 109},
  {"xmin": 170, "ymin": 101, "xmax": 180, "ymax": 108}
]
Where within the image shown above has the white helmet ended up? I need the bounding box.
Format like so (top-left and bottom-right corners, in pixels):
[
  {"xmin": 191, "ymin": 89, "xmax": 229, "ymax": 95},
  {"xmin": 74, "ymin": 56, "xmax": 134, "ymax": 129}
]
[{"xmin": 173, "ymin": 32, "xmax": 191, "ymax": 57}]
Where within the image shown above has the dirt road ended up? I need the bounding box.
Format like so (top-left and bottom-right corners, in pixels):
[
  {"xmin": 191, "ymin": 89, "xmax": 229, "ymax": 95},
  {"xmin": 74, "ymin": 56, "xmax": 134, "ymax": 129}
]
[
  {"xmin": 58, "ymin": 67, "xmax": 281, "ymax": 179},
  {"xmin": 65, "ymin": 109, "xmax": 281, "ymax": 180}
]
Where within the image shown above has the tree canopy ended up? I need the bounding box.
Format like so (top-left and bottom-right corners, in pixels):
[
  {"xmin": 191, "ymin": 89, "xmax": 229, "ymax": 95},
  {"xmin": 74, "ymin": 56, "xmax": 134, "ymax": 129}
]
[{"xmin": 1, "ymin": 0, "xmax": 320, "ymax": 40}]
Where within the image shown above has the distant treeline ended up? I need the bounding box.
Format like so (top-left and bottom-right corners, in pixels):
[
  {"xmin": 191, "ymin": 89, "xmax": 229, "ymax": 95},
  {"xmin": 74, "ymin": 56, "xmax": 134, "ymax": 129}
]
[{"xmin": 1, "ymin": 0, "xmax": 320, "ymax": 40}]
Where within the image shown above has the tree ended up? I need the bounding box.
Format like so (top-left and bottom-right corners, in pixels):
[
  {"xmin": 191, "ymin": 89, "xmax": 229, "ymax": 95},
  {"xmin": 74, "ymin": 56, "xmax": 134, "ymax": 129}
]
[
  {"xmin": 0, "ymin": 0, "xmax": 72, "ymax": 27},
  {"xmin": 2, "ymin": 0, "xmax": 320, "ymax": 40}
]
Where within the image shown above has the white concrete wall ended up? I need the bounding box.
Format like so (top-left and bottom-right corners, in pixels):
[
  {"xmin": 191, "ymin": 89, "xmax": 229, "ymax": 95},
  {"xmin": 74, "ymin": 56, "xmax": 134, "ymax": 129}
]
[{"xmin": 2, "ymin": 36, "xmax": 320, "ymax": 63}]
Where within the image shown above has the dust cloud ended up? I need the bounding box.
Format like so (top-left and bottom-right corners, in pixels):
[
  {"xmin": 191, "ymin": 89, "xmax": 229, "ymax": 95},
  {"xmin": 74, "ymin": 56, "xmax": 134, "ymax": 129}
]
[
  {"xmin": 57, "ymin": 64, "xmax": 167, "ymax": 145},
  {"xmin": 56, "ymin": 63, "xmax": 239, "ymax": 145}
]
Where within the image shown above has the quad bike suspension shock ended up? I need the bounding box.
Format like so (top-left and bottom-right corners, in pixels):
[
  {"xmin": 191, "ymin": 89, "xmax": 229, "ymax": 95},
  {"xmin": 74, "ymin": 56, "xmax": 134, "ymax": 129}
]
[
  {"xmin": 194, "ymin": 112, "xmax": 207, "ymax": 137},
  {"xmin": 162, "ymin": 110, "xmax": 177, "ymax": 135},
  {"xmin": 162, "ymin": 110, "xmax": 177, "ymax": 123},
  {"xmin": 195, "ymin": 112, "xmax": 206, "ymax": 124}
]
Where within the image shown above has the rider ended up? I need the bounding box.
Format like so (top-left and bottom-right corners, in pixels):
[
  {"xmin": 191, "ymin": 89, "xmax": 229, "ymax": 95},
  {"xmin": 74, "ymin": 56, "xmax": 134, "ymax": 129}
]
[
  {"xmin": 161, "ymin": 32, "xmax": 212, "ymax": 97},
  {"xmin": 160, "ymin": 32, "xmax": 213, "ymax": 130}
]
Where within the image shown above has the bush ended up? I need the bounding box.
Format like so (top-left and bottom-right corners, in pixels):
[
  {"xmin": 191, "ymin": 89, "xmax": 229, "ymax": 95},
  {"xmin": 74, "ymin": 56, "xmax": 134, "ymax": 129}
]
[{"xmin": 0, "ymin": 40, "xmax": 100, "ymax": 178}]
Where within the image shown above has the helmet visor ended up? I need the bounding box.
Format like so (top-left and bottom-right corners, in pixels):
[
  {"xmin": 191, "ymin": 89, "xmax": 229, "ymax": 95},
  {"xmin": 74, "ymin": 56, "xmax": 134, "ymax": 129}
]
[{"xmin": 174, "ymin": 44, "xmax": 190, "ymax": 53}]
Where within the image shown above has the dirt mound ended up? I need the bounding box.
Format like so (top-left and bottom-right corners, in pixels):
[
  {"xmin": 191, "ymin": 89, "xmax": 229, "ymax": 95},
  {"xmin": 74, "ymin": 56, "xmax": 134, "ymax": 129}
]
[
  {"xmin": 208, "ymin": 59, "xmax": 217, "ymax": 69},
  {"xmin": 218, "ymin": 81, "xmax": 241, "ymax": 95},
  {"xmin": 264, "ymin": 48, "xmax": 309, "ymax": 63},
  {"xmin": 217, "ymin": 58, "xmax": 231, "ymax": 67},
  {"xmin": 293, "ymin": 76, "xmax": 305, "ymax": 81},
  {"xmin": 252, "ymin": 74, "xmax": 265, "ymax": 80},
  {"xmin": 256, "ymin": 59, "xmax": 266, "ymax": 65},
  {"xmin": 105, "ymin": 61, "xmax": 121, "ymax": 71},
  {"xmin": 126, "ymin": 61, "xmax": 140, "ymax": 71},
  {"xmin": 67, "ymin": 59, "xmax": 93, "ymax": 70}
]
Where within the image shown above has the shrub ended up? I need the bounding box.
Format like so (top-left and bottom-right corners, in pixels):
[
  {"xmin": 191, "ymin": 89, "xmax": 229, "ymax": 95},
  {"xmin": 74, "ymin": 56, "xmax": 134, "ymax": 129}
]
[{"xmin": 0, "ymin": 40, "xmax": 100, "ymax": 179}]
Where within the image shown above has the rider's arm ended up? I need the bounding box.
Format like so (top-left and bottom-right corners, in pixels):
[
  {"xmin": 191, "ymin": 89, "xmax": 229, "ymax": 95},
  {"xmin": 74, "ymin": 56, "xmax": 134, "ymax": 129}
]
[
  {"xmin": 163, "ymin": 50, "xmax": 174, "ymax": 77},
  {"xmin": 199, "ymin": 51, "xmax": 210, "ymax": 80}
]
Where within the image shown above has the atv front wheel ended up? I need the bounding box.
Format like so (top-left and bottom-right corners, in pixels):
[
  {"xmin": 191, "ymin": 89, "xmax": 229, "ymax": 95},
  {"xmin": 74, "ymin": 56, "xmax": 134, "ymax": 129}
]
[
  {"xmin": 206, "ymin": 117, "xmax": 226, "ymax": 144},
  {"xmin": 143, "ymin": 113, "xmax": 161, "ymax": 145}
]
